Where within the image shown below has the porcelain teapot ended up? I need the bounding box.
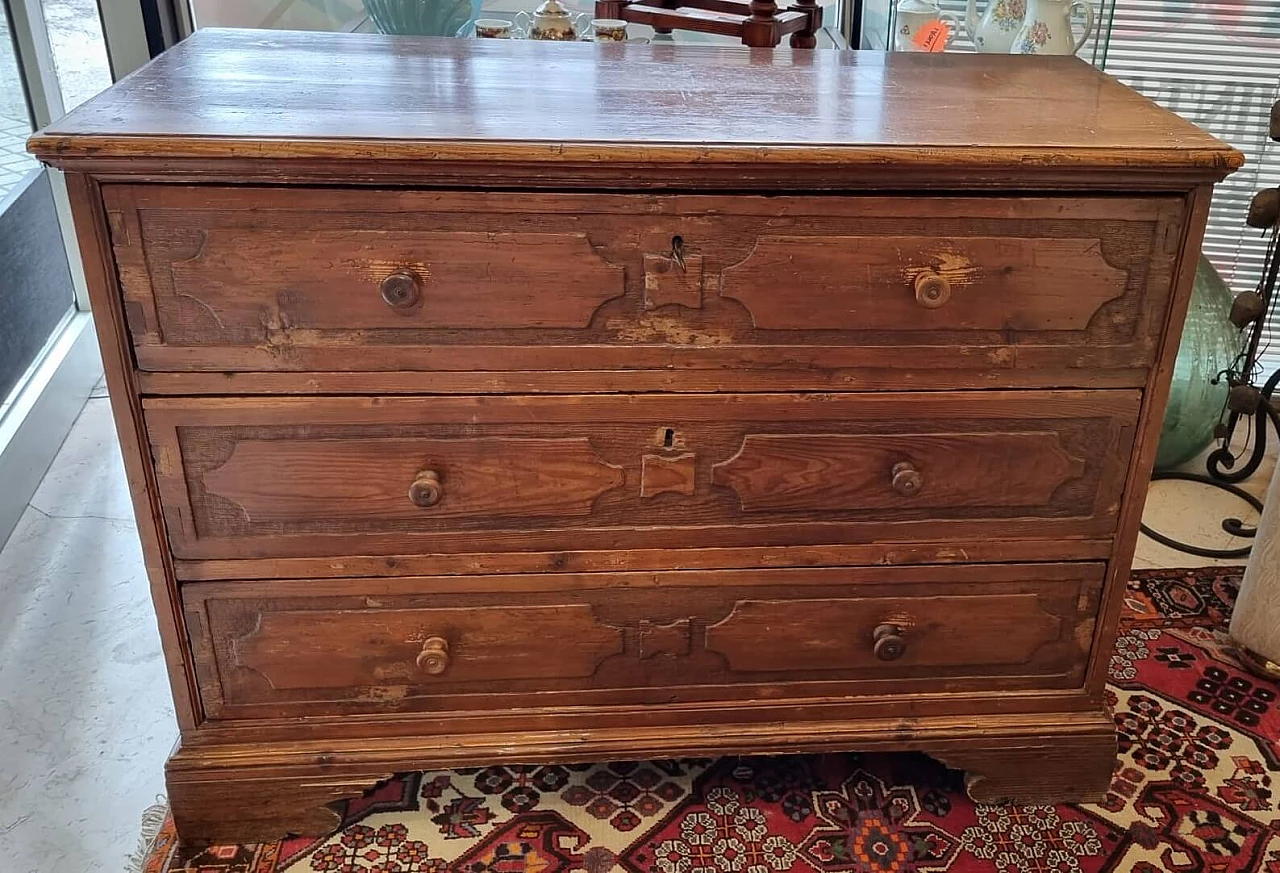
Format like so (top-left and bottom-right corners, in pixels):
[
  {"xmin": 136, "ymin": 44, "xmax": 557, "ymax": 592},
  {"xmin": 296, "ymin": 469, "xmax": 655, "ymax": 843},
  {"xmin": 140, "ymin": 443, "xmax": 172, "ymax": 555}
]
[
  {"xmin": 964, "ymin": 0, "xmax": 1025, "ymax": 53},
  {"xmin": 516, "ymin": 0, "xmax": 586, "ymax": 39},
  {"xmin": 1009, "ymin": 0, "xmax": 1094, "ymax": 54}
]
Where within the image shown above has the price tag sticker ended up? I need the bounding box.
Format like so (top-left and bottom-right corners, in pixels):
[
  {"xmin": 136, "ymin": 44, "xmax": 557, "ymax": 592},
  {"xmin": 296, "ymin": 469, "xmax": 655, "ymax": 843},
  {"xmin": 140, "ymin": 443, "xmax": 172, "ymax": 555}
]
[{"xmin": 912, "ymin": 19, "xmax": 950, "ymax": 52}]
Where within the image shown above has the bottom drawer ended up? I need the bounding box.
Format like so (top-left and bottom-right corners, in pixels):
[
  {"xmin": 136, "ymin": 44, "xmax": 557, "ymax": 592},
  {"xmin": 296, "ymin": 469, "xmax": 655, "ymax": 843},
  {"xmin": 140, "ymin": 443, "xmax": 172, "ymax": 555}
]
[{"xmin": 185, "ymin": 564, "xmax": 1104, "ymax": 720}]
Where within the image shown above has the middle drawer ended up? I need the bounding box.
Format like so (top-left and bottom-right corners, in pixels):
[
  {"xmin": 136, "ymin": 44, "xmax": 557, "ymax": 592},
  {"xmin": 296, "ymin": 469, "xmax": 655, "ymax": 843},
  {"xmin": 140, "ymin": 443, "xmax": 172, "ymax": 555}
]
[{"xmin": 146, "ymin": 391, "xmax": 1138, "ymax": 561}]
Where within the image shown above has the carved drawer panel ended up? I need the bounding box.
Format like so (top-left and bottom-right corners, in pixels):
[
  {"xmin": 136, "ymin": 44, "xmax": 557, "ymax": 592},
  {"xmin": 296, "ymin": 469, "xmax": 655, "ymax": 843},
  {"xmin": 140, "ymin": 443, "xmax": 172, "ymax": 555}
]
[
  {"xmin": 144, "ymin": 391, "xmax": 1138, "ymax": 561},
  {"xmin": 184, "ymin": 563, "xmax": 1104, "ymax": 720},
  {"xmin": 106, "ymin": 186, "xmax": 1182, "ymax": 389}
]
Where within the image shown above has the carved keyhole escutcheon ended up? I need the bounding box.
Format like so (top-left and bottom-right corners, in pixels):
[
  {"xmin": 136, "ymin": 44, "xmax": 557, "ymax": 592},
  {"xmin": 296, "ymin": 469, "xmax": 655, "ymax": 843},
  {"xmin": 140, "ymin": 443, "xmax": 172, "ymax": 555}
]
[
  {"xmin": 638, "ymin": 619, "xmax": 693, "ymax": 659},
  {"xmin": 657, "ymin": 427, "xmax": 686, "ymax": 450},
  {"xmin": 641, "ymin": 427, "xmax": 696, "ymax": 498},
  {"xmin": 644, "ymin": 238, "xmax": 704, "ymax": 310}
]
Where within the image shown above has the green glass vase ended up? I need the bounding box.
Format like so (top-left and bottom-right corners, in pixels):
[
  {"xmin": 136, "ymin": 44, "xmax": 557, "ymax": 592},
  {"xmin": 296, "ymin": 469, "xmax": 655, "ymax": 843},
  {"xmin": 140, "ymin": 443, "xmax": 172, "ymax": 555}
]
[
  {"xmin": 362, "ymin": 0, "xmax": 477, "ymax": 36},
  {"xmin": 1154, "ymin": 256, "xmax": 1240, "ymax": 471}
]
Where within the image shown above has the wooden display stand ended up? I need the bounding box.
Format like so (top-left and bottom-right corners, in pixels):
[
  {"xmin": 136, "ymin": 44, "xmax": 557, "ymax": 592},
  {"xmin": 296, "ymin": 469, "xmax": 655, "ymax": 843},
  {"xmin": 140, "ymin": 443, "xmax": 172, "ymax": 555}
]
[{"xmin": 595, "ymin": 0, "xmax": 822, "ymax": 47}]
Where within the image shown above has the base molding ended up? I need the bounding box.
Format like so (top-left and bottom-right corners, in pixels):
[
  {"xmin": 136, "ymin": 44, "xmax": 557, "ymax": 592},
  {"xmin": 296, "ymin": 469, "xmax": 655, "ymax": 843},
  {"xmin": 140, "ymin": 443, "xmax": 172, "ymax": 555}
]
[
  {"xmin": 167, "ymin": 709, "xmax": 1117, "ymax": 844},
  {"xmin": 933, "ymin": 731, "xmax": 1118, "ymax": 805}
]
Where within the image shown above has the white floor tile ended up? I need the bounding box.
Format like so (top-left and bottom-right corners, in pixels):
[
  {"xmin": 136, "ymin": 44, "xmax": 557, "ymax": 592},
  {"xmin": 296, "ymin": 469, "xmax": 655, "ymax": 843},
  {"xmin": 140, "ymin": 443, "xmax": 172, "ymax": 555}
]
[
  {"xmin": 29, "ymin": 398, "xmax": 134, "ymax": 523},
  {"xmin": 1134, "ymin": 442, "xmax": 1275, "ymax": 570},
  {"xmin": 0, "ymin": 411, "xmax": 172, "ymax": 872}
]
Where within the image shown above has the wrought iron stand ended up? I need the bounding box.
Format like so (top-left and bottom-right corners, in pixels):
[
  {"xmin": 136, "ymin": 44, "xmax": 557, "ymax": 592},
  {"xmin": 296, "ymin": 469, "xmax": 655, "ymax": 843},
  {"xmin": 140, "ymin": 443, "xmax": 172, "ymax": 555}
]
[{"xmin": 1139, "ymin": 99, "xmax": 1280, "ymax": 560}]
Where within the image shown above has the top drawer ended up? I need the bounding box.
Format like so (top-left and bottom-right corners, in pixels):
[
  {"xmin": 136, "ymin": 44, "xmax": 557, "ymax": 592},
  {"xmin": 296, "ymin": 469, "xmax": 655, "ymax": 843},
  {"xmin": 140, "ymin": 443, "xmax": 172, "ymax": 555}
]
[{"xmin": 105, "ymin": 187, "xmax": 1183, "ymax": 390}]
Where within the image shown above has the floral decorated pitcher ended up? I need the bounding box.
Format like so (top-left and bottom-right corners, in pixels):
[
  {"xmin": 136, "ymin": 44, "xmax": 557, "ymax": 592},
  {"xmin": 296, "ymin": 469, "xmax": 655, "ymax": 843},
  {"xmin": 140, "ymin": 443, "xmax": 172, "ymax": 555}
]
[
  {"xmin": 964, "ymin": 0, "xmax": 1025, "ymax": 53},
  {"xmin": 1010, "ymin": 0, "xmax": 1094, "ymax": 54}
]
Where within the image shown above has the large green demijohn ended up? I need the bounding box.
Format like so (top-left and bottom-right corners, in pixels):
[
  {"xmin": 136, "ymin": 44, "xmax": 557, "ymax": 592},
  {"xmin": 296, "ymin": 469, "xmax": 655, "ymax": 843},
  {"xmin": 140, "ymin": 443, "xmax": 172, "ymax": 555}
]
[
  {"xmin": 363, "ymin": 0, "xmax": 479, "ymax": 36},
  {"xmin": 1155, "ymin": 256, "xmax": 1241, "ymax": 471}
]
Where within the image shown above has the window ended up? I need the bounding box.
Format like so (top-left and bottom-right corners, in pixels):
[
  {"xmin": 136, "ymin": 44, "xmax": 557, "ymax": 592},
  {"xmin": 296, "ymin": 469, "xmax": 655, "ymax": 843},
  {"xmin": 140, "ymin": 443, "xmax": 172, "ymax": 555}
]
[
  {"xmin": 1101, "ymin": 1, "xmax": 1279, "ymax": 373},
  {"xmin": 858, "ymin": 0, "xmax": 1278, "ymax": 370}
]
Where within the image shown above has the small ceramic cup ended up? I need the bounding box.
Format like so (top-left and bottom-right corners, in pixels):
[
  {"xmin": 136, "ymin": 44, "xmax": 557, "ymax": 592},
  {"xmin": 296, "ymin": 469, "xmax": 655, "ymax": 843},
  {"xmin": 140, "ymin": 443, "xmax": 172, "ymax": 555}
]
[
  {"xmin": 474, "ymin": 18, "xmax": 514, "ymax": 37},
  {"xmin": 591, "ymin": 18, "xmax": 628, "ymax": 41}
]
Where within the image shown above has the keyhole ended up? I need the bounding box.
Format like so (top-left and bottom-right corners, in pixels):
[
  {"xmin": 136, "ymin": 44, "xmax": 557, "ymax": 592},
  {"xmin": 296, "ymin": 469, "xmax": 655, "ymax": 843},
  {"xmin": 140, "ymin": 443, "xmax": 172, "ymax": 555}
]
[
  {"xmin": 669, "ymin": 236, "xmax": 686, "ymax": 271},
  {"xmin": 663, "ymin": 428, "xmax": 675, "ymax": 448}
]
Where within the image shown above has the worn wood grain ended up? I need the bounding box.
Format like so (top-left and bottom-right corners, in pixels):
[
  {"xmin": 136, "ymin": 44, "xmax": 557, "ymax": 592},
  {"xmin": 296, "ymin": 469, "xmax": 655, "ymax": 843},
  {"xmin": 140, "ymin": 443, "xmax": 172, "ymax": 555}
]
[
  {"xmin": 932, "ymin": 730, "xmax": 1117, "ymax": 805},
  {"xmin": 186, "ymin": 689, "xmax": 1103, "ymax": 750},
  {"xmin": 136, "ymin": 368, "xmax": 1154, "ymax": 395},
  {"xmin": 183, "ymin": 564, "xmax": 1103, "ymax": 721},
  {"xmin": 227, "ymin": 603, "xmax": 626, "ymax": 698},
  {"xmin": 37, "ymin": 31, "xmax": 1238, "ymax": 845},
  {"xmin": 162, "ymin": 228, "xmax": 627, "ymax": 331},
  {"xmin": 719, "ymin": 235, "xmax": 1131, "ymax": 330},
  {"xmin": 711, "ymin": 431, "xmax": 1086, "ymax": 512},
  {"xmin": 63, "ymin": 173, "xmax": 202, "ymax": 732},
  {"xmin": 702, "ymin": 593, "xmax": 1073, "ymax": 672},
  {"xmin": 1081, "ymin": 184, "xmax": 1219, "ymax": 703},
  {"xmin": 143, "ymin": 391, "xmax": 1137, "ymax": 560},
  {"xmin": 29, "ymin": 30, "xmax": 1240, "ymax": 181},
  {"xmin": 199, "ymin": 436, "xmax": 625, "ymax": 522},
  {"xmin": 166, "ymin": 709, "xmax": 1118, "ymax": 842},
  {"xmin": 103, "ymin": 186, "xmax": 1180, "ymax": 384},
  {"xmin": 171, "ymin": 537, "xmax": 1117, "ymax": 581}
]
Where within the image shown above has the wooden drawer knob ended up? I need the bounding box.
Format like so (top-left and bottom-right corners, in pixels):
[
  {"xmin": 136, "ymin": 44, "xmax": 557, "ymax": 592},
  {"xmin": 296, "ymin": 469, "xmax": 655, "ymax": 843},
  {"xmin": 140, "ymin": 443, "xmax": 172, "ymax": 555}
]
[
  {"xmin": 873, "ymin": 623, "xmax": 906, "ymax": 661},
  {"xmin": 891, "ymin": 461, "xmax": 923, "ymax": 497},
  {"xmin": 914, "ymin": 270, "xmax": 951, "ymax": 309},
  {"xmin": 416, "ymin": 636, "xmax": 450, "ymax": 674},
  {"xmin": 380, "ymin": 271, "xmax": 422, "ymax": 309},
  {"xmin": 408, "ymin": 470, "xmax": 443, "ymax": 507}
]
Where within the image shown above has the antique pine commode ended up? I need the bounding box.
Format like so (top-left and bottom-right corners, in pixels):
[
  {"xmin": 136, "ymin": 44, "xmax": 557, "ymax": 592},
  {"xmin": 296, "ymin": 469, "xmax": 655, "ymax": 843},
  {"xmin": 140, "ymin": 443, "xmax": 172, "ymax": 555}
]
[{"xmin": 29, "ymin": 29, "xmax": 1242, "ymax": 844}]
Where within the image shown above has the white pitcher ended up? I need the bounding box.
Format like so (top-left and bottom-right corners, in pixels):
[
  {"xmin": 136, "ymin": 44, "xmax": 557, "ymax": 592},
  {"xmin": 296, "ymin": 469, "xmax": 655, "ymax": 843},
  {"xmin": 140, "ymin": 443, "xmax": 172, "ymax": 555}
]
[
  {"xmin": 895, "ymin": 0, "xmax": 960, "ymax": 52},
  {"xmin": 964, "ymin": 0, "xmax": 1026, "ymax": 53},
  {"xmin": 1009, "ymin": 0, "xmax": 1094, "ymax": 55}
]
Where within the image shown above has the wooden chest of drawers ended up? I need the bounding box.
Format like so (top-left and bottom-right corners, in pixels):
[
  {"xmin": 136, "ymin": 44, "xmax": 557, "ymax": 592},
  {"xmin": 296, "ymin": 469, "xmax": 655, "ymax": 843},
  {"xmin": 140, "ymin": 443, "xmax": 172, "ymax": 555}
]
[{"xmin": 31, "ymin": 29, "xmax": 1241, "ymax": 844}]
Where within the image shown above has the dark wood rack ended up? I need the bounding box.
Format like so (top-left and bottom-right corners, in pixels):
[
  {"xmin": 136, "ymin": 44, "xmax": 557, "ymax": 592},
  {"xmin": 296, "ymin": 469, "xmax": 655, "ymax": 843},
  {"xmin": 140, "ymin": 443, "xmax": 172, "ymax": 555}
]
[{"xmin": 595, "ymin": 0, "xmax": 822, "ymax": 47}]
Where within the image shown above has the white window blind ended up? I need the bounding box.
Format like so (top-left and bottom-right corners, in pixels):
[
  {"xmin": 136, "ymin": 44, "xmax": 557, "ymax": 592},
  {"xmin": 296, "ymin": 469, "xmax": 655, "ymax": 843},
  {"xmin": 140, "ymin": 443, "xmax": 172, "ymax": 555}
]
[
  {"xmin": 905, "ymin": 0, "xmax": 1278, "ymax": 369},
  {"xmin": 1100, "ymin": 1, "xmax": 1280, "ymax": 374}
]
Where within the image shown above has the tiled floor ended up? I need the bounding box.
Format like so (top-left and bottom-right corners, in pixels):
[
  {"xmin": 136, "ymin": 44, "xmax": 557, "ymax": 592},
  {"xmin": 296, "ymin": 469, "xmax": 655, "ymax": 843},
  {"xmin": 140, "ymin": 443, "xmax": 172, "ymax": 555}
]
[
  {"xmin": 0, "ymin": 114, "xmax": 38, "ymax": 199},
  {"xmin": 0, "ymin": 384, "xmax": 174, "ymax": 873},
  {"xmin": 0, "ymin": 384, "xmax": 1271, "ymax": 871},
  {"xmin": 0, "ymin": 0, "xmax": 112, "ymax": 201},
  {"xmin": 0, "ymin": 5, "xmax": 37, "ymax": 201},
  {"xmin": 0, "ymin": 17, "xmax": 36, "ymax": 199},
  {"xmin": 1135, "ymin": 440, "xmax": 1274, "ymax": 569}
]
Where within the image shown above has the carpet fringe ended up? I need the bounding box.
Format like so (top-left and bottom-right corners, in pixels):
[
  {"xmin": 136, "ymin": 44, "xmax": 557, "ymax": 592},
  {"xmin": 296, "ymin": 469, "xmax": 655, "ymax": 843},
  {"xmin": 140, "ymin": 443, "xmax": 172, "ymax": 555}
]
[{"xmin": 124, "ymin": 796, "xmax": 169, "ymax": 873}]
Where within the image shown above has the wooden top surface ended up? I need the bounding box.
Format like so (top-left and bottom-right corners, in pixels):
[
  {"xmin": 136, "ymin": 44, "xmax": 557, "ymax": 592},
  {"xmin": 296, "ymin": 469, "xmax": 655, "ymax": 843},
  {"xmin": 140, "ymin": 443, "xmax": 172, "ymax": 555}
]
[{"xmin": 30, "ymin": 28, "xmax": 1241, "ymax": 177}]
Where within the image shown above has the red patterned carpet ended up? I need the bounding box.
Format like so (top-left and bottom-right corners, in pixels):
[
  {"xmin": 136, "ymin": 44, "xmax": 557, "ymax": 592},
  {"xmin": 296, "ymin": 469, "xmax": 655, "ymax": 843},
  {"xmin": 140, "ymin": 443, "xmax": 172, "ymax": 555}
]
[{"xmin": 143, "ymin": 567, "xmax": 1280, "ymax": 873}]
